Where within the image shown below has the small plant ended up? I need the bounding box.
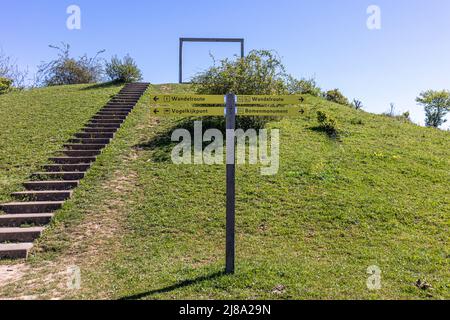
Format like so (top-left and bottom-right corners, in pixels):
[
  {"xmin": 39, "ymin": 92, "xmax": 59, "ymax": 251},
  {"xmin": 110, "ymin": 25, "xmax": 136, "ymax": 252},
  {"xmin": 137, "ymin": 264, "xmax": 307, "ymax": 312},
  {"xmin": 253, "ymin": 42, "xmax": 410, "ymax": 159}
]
[
  {"xmin": 402, "ymin": 111, "xmax": 411, "ymax": 121},
  {"xmin": 317, "ymin": 111, "xmax": 340, "ymax": 136},
  {"xmin": 350, "ymin": 118, "xmax": 364, "ymax": 125},
  {"xmin": 0, "ymin": 77, "xmax": 13, "ymax": 94},
  {"xmin": 37, "ymin": 43, "xmax": 104, "ymax": 86},
  {"xmin": 286, "ymin": 75, "xmax": 322, "ymax": 97},
  {"xmin": 105, "ymin": 54, "xmax": 143, "ymax": 83},
  {"xmin": 352, "ymin": 99, "xmax": 363, "ymax": 110},
  {"xmin": 325, "ymin": 89, "xmax": 350, "ymax": 106}
]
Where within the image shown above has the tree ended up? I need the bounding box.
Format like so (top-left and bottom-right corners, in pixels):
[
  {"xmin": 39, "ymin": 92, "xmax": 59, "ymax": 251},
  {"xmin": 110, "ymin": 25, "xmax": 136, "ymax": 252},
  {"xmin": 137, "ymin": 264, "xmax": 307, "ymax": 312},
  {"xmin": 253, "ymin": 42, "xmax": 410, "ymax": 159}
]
[
  {"xmin": 37, "ymin": 43, "xmax": 104, "ymax": 86},
  {"xmin": 325, "ymin": 89, "xmax": 350, "ymax": 106},
  {"xmin": 192, "ymin": 50, "xmax": 288, "ymax": 128},
  {"xmin": 0, "ymin": 50, "xmax": 27, "ymax": 89},
  {"xmin": 105, "ymin": 54, "xmax": 143, "ymax": 83},
  {"xmin": 286, "ymin": 75, "xmax": 321, "ymax": 97},
  {"xmin": 416, "ymin": 90, "xmax": 450, "ymax": 128},
  {"xmin": 352, "ymin": 99, "xmax": 363, "ymax": 110}
]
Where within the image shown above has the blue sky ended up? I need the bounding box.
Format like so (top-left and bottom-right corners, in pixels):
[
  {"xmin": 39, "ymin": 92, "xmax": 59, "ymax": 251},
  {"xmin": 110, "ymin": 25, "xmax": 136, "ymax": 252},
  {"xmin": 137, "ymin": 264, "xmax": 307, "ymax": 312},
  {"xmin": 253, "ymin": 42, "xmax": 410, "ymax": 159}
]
[{"xmin": 1, "ymin": 0, "xmax": 450, "ymax": 127}]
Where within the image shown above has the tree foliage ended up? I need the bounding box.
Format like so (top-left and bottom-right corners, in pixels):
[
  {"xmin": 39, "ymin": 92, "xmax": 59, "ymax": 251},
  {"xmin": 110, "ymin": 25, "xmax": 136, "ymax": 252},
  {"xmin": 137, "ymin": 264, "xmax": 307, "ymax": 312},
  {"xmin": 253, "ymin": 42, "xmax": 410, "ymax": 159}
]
[
  {"xmin": 37, "ymin": 43, "xmax": 104, "ymax": 86},
  {"xmin": 416, "ymin": 90, "xmax": 450, "ymax": 128},
  {"xmin": 0, "ymin": 50, "xmax": 27, "ymax": 89},
  {"xmin": 105, "ymin": 54, "xmax": 143, "ymax": 83},
  {"xmin": 192, "ymin": 50, "xmax": 288, "ymax": 128},
  {"xmin": 286, "ymin": 76, "xmax": 322, "ymax": 97},
  {"xmin": 325, "ymin": 89, "xmax": 350, "ymax": 106}
]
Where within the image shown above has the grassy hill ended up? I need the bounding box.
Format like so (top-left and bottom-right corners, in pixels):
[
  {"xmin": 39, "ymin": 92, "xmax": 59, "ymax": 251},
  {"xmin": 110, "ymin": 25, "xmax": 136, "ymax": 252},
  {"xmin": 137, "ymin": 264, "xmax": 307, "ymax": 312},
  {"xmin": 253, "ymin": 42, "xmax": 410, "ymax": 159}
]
[{"xmin": 0, "ymin": 84, "xmax": 448, "ymax": 300}]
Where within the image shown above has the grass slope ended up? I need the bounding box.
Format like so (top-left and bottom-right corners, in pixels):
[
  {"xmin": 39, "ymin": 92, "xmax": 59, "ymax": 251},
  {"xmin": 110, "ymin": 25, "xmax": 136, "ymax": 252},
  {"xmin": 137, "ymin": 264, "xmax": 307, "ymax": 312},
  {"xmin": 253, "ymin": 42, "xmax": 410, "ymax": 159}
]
[
  {"xmin": 0, "ymin": 84, "xmax": 448, "ymax": 300},
  {"xmin": 0, "ymin": 83, "xmax": 123, "ymax": 203}
]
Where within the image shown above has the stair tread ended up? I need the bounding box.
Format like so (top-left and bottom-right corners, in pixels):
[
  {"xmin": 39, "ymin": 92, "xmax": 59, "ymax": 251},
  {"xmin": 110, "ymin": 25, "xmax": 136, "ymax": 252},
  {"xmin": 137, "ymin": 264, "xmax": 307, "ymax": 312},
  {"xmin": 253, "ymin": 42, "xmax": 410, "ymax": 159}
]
[
  {"xmin": 0, "ymin": 213, "xmax": 54, "ymax": 218},
  {"xmin": 44, "ymin": 163, "xmax": 92, "ymax": 166},
  {"xmin": 12, "ymin": 190, "xmax": 72, "ymax": 195},
  {"xmin": 24, "ymin": 180, "xmax": 79, "ymax": 184},
  {"xmin": 33, "ymin": 171, "xmax": 86, "ymax": 174},
  {"xmin": 0, "ymin": 227, "xmax": 44, "ymax": 233},
  {"xmin": 0, "ymin": 243, "xmax": 34, "ymax": 251},
  {"xmin": 2, "ymin": 201, "xmax": 65, "ymax": 206}
]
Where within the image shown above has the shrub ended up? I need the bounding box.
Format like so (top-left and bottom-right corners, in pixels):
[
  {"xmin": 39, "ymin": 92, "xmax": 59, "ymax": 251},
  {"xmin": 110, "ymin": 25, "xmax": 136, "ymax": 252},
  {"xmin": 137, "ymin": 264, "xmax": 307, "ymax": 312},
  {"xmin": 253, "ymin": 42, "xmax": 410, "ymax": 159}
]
[
  {"xmin": 352, "ymin": 99, "xmax": 363, "ymax": 110},
  {"xmin": 0, "ymin": 77, "xmax": 13, "ymax": 94},
  {"xmin": 317, "ymin": 111, "xmax": 339, "ymax": 136},
  {"xmin": 37, "ymin": 43, "xmax": 104, "ymax": 86},
  {"xmin": 0, "ymin": 50, "xmax": 27, "ymax": 89},
  {"xmin": 325, "ymin": 89, "xmax": 350, "ymax": 106},
  {"xmin": 286, "ymin": 75, "xmax": 321, "ymax": 96},
  {"xmin": 105, "ymin": 54, "xmax": 143, "ymax": 83},
  {"xmin": 416, "ymin": 90, "xmax": 450, "ymax": 128},
  {"xmin": 192, "ymin": 50, "xmax": 288, "ymax": 129}
]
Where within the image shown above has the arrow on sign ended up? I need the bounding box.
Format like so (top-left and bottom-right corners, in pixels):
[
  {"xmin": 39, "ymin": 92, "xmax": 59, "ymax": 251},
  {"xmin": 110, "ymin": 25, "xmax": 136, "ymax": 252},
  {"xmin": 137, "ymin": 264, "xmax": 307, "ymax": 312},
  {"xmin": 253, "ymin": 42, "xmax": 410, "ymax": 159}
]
[{"xmin": 153, "ymin": 96, "xmax": 160, "ymax": 102}]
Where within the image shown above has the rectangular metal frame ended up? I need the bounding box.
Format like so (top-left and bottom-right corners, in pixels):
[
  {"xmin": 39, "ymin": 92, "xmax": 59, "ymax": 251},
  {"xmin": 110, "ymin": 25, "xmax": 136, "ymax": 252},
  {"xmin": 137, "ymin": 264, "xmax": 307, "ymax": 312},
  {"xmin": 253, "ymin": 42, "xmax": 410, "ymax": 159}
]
[{"xmin": 179, "ymin": 38, "xmax": 245, "ymax": 84}]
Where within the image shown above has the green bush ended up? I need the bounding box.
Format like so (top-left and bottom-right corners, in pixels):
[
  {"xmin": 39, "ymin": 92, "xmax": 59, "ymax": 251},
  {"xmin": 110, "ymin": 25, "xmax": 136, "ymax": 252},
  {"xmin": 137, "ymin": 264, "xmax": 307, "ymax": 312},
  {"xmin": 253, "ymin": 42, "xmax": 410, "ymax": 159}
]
[
  {"xmin": 325, "ymin": 89, "xmax": 350, "ymax": 106},
  {"xmin": 192, "ymin": 50, "xmax": 287, "ymax": 129},
  {"xmin": 0, "ymin": 77, "xmax": 12, "ymax": 94},
  {"xmin": 416, "ymin": 90, "xmax": 450, "ymax": 128},
  {"xmin": 37, "ymin": 43, "xmax": 104, "ymax": 86},
  {"xmin": 105, "ymin": 55, "xmax": 143, "ymax": 83},
  {"xmin": 317, "ymin": 111, "xmax": 340, "ymax": 136},
  {"xmin": 286, "ymin": 76, "xmax": 321, "ymax": 96}
]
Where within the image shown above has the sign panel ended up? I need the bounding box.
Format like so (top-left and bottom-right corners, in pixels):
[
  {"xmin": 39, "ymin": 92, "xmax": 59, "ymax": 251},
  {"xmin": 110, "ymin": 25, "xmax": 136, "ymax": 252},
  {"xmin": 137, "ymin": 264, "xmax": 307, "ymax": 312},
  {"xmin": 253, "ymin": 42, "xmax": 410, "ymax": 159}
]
[
  {"xmin": 151, "ymin": 94, "xmax": 225, "ymax": 105},
  {"xmin": 237, "ymin": 107, "xmax": 305, "ymax": 117},
  {"xmin": 237, "ymin": 95, "xmax": 304, "ymax": 105},
  {"xmin": 150, "ymin": 107, "xmax": 225, "ymax": 117}
]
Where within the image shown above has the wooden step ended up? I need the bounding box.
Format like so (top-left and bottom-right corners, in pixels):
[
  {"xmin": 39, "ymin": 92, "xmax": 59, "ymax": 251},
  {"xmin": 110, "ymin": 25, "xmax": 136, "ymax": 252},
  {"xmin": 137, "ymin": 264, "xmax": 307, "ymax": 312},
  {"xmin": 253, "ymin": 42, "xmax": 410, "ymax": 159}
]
[
  {"xmin": 1, "ymin": 201, "xmax": 64, "ymax": 214},
  {"xmin": 69, "ymin": 138, "xmax": 112, "ymax": 144},
  {"xmin": 82, "ymin": 128, "xmax": 117, "ymax": 133},
  {"xmin": 44, "ymin": 163, "xmax": 91, "ymax": 172},
  {"xmin": 61, "ymin": 150, "xmax": 101, "ymax": 157},
  {"xmin": 90, "ymin": 119, "xmax": 124, "ymax": 124},
  {"xmin": 97, "ymin": 111, "xmax": 129, "ymax": 116},
  {"xmin": 92, "ymin": 115, "xmax": 126, "ymax": 121},
  {"xmin": 0, "ymin": 243, "xmax": 34, "ymax": 259},
  {"xmin": 0, "ymin": 227, "xmax": 44, "ymax": 242},
  {"xmin": 32, "ymin": 171, "xmax": 85, "ymax": 181},
  {"xmin": 75, "ymin": 132, "xmax": 115, "ymax": 139},
  {"xmin": 12, "ymin": 190, "xmax": 72, "ymax": 201},
  {"xmin": 0, "ymin": 213, "xmax": 53, "ymax": 227},
  {"xmin": 64, "ymin": 143, "xmax": 106, "ymax": 150},
  {"xmin": 23, "ymin": 180, "xmax": 79, "ymax": 190},
  {"xmin": 49, "ymin": 156, "xmax": 96, "ymax": 164},
  {"xmin": 85, "ymin": 122, "xmax": 122, "ymax": 128}
]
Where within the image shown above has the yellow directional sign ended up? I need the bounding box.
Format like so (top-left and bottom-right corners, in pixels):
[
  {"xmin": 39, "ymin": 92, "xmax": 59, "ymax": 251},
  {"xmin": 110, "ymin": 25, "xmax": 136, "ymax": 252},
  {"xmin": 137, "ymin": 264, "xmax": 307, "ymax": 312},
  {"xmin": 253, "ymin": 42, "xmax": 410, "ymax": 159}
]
[
  {"xmin": 237, "ymin": 95, "xmax": 304, "ymax": 105},
  {"xmin": 237, "ymin": 107, "xmax": 305, "ymax": 117},
  {"xmin": 150, "ymin": 94, "xmax": 225, "ymax": 105},
  {"xmin": 150, "ymin": 107, "xmax": 225, "ymax": 117}
]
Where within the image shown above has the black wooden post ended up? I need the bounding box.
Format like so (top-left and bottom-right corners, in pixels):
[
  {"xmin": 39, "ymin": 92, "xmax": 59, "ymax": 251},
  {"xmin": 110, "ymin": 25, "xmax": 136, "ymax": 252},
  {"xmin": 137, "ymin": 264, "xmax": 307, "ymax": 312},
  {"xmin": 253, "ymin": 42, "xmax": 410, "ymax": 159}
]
[{"xmin": 225, "ymin": 93, "xmax": 236, "ymax": 274}]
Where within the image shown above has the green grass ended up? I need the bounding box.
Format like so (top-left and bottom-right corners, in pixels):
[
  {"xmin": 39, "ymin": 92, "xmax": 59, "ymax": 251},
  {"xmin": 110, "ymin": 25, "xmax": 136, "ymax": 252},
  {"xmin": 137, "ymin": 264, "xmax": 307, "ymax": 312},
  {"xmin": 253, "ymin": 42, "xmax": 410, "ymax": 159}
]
[
  {"xmin": 0, "ymin": 83, "xmax": 448, "ymax": 300},
  {"xmin": 0, "ymin": 83, "xmax": 123, "ymax": 203}
]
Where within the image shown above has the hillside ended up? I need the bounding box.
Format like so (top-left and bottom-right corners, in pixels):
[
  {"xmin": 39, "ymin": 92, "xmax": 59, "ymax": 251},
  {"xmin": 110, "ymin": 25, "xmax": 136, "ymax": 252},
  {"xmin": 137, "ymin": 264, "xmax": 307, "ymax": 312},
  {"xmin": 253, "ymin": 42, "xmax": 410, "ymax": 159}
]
[{"xmin": 0, "ymin": 84, "xmax": 448, "ymax": 300}]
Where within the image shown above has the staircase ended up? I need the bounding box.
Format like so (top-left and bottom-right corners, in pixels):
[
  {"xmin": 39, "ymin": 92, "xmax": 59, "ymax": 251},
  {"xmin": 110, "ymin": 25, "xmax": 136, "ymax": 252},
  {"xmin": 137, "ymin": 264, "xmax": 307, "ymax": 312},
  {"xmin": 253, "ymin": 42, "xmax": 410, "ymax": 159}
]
[{"xmin": 0, "ymin": 82, "xmax": 149, "ymax": 259}]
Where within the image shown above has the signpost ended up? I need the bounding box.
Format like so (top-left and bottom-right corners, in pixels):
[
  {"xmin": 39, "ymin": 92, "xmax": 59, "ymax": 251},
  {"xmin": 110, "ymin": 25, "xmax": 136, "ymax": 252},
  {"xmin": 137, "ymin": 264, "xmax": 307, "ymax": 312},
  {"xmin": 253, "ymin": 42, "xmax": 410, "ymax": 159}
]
[
  {"xmin": 150, "ymin": 94, "xmax": 225, "ymax": 105},
  {"xmin": 237, "ymin": 95, "xmax": 304, "ymax": 105},
  {"xmin": 150, "ymin": 94, "xmax": 305, "ymax": 274}
]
